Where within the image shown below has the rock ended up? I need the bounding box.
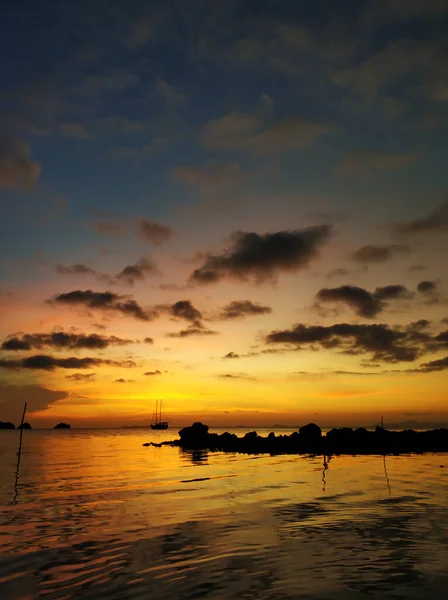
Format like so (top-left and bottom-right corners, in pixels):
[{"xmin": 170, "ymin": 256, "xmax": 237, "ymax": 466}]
[
  {"xmin": 177, "ymin": 422, "xmax": 210, "ymax": 449},
  {"xmin": 18, "ymin": 422, "xmax": 32, "ymax": 429},
  {"xmin": 299, "ymin": 423, "xmax": 322, "ymax": 439},
  {"xmin": 54, "ymin": 422, "xmax": 71, "ymax": 429},
  {"xmin": 0, "ymin": 421, "xmax": 15, "ymax": 429}
]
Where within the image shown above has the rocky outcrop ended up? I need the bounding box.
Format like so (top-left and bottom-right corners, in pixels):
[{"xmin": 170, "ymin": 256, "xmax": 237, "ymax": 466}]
[
  {"xmin": 54, "ymin": 422, "xmax": 71, "ymax": 429},
  {"xmin": 0, "ymin": 421, "xmax": 15, "ymax": 429},
  {"xmin": 18, "ymin": 422, "xmax": 32, "ymax": 429},
  {"xmin": 143, "ymin": 422, "xmax": 448, "ymax": 455}
]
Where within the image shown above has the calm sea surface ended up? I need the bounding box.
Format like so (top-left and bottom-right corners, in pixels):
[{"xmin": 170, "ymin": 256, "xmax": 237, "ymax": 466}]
[{"xmin": 0, "ymin": 428, "xmax": 447, "ymax": 599}]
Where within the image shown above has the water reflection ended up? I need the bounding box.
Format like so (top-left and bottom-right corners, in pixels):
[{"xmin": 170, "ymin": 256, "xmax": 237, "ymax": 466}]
[
  {"xmin": 383, "ymin": 454, "xmax": 392, "ymax": 497},
  {"xmin": 0, "ymin": 430, "xmax": 447, "ymax": 599}
]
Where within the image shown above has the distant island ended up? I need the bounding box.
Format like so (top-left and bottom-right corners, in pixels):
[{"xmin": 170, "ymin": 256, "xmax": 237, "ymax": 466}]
[
  {"xmin": 18, "ymin": 422, "xmax": 32, "ymax": 430},
  {"xmin": 143, "ymin": 422, "xmax": 448, "ymax": 456},
  {"xmin": 54, "ymin": 422, "xmax": 71, "ymax": 429},
  {"xmin": 0, "ymin": 421, "xmax": 15, "ymax": 429}
]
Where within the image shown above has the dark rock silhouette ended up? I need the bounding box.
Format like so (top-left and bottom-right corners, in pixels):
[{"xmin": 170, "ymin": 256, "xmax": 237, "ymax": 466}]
[
  {"xmin": 54, "ymin": 422, "xmax": 71, "ymax": 429},
  {"xmin": 143, "ymin": 422, "xmax": 448, "ymax": 455},
  {"xmin": 0, "ymin": 421, "xmax": 15, "ymax": 429},
  {"xmin": 18, "ymin": 422, "xmax": 32, "ymax": 430}
]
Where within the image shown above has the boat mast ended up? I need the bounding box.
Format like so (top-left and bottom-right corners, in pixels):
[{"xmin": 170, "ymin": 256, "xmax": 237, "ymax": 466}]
[{"xmin": 160, "ymin": 399, "xmax": 163, "ymax": 423}]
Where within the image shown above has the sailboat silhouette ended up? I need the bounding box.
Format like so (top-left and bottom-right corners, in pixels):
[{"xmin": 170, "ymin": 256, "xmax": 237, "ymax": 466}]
[{"xmin": 151, "ymin": 399, "xmax": 169, "ymax": 430}]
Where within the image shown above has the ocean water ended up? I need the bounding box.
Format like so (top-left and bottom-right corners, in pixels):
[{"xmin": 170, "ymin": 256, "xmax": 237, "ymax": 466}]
[{"xmin": 0, "ymin": 428, "xmax": 447, "ymax": 600}]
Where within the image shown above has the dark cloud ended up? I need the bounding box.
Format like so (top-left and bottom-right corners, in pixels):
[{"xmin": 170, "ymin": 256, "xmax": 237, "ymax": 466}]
[
  {"xmin": 265, "ymin": 321, "xmax": 438, "ymax": 364},
  {"xmin": 0, "ymin": 383, "xmax": 68, "ymax": 421},
  {"xmin": 393, "ymin": 197, "xmax": 448, "ymax": 235},
  {"xmin": 1, "ymin": 332, "xmax": 133, "ymax": 351},
  {"xmin": 0, "ymin": 354, "xmax": 136, "ymax": 370},
  {"xmin": 216, "ymin": 300, "xmax": 272, "ymax": 320},
  {"xmin": 0, "ymin": 136, "xmax": 41, "ymax": 191},
  {"xmin": 167, "ymin": 326, "xmax": 219, "ymax": 338},
  {"xmin": 316, "ymin": 284, "xmax": 413, "ymax": 317},
  {"xmin": 114, "ymin": 378, "xmax": 135, "ymax": 383},
  {"xmin": 57, "ymin": 258, "xmax": 159, "ymax": 286},
  {"xmin": 139, "ymin": 219, "xmax": 173, "ymax": 245},
  {"xmin": 171, "ymin": 300, "xmax": 203, "ymax": 324},
  {"xmin": 316, "ymin": 285, "xmax": 382, "ymax": 318},
  {"xmin": 417, "ymin": 280, "xmax": 438, "ymax": 294},
  {"xmin": 115, "ymin": 258, "xmax": 159, "ymax": 285},
  {"xmin": 65, "ymin": 373, "xmax": 96, "ymax": 382},
  {"xmin": 352, "ymin": 244, "xmax": 410, "ymax": 264},
  {"xmin": 441, "ymin": 317, "xmax": 448, "ymax": 325},
  {"xmin": 435, "ymin": 330, "xmax": 448, "ymax": 344},
  {"xmin": 49, "ymin": 290, "xmax": 155, "ymax": 321},
  {"xmin": 419, "ymin": 356, "xmax": 448, "ymax": 372},
  {"xmin": 190, "ymin": 225, "xmax": 332, "ymax": 285},
  {"xmin": 223, "ymin": 352, "xmax": 240, "ymax": 359},
  {"xmin": 144, "ymin": 370, "xmax": 161, "ymax": 376},
  {"xmin": 143, "ymin": 337, "xmax": 154, "ymax": 344},
  {"xmin": 374, "ymin": 285, "xmax": 414, "ymax": 301}
]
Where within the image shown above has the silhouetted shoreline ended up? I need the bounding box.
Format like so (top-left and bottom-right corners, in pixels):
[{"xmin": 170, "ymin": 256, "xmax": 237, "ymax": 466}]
[{"xmin": 143, "ymin": 422, "xmax": 448, "ymax": 455}]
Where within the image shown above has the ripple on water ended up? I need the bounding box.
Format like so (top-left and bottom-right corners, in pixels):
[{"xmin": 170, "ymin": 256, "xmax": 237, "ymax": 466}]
[{"xmin": 0, "ymin": 431, "xmax": 448, "ymax": 599}]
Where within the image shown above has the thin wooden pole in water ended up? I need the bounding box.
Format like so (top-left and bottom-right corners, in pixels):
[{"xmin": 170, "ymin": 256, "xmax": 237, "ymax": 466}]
[{"xmin": 14, "ymin": 402, "xmax": 27, "ymax": 504}]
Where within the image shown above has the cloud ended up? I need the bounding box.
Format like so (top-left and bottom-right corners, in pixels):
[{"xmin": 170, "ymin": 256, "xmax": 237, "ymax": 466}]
[
  {"xmin": 114, "ymin": 378, "xmax": 135, "ymax": 383},
  {"xmin": 138, "ymin": 219, "xmax": 173, "ymax": 245},
  {"xmin": 172, "ymin": 162, "xmax": 245, "ymax": 190},
  {"xmin": 190, "ymin": 225, "xmax": 332, "ymax": 285},
  {"xmin": 216, "ymin": 300, "xmax": 272, "ymax": 320},
  {"xmin": 115, "ymin": 258, "xmax": 159, "ymax": 285},
  {"xmin": 338, "ymin": 151, "xmax": 414, "ymax": 177},
  {"xmin": 223, "ymin": 352, "xmax": 240, "ymax": 359},
  {"xmin": 1, "ymin": 332, "xmax": 133, "ymax": 351},
  {"xmin": 0, "ymin": 355, "xmax": 136, "ymax": 370},
  {"xmin": 374, "ymin": 285, "xmax": 414, "ymax": 301},
  {"xmin": 48, "ymin": 290, "xmax": 155, "ymax": 321},
  {"xmin": 167, "ymin": 326, "xmax": 219, "ymax": 338},
  {"xmin": 352, "ymin": 244, "xmax": 410, "ymax": 264},
  {"xmin": 57, "ymin": 258, "xmax": 159, "ymax": 286},
  {"xmin": 202, "ymin": 111, "xmax": 333, "ymax": 154},
  {"xmin": 0, "ymin": 136, "xmax": 41, "ymax": 191},
  {"xmin": 315, "ymin": 284, "xmax": 413, "ymax": 317},
  {"xmin": 265, "ymin": 321, "xmax": 436, "ymax": 364},
  {"xmin": 392, "ymin": 197, "xmax": 448, "ymax": 235},
  {"xmin": 144, "ymin": 370, "xmax": 161, "ymax": 376},
  {"xmin": 59, "ymin": 122, "xmax": 90, "ymax": 139},
  {"xmin": 417, "ymin": 280, "xmax": 438, "ymax": 294},
  {"xmin": 0, "ymin": 383, "xmax": 68, "ymax": 420},
  {"xmin": 170, "ymin": 300, "xmax": 203, "ymax": 324},
  {"xmin": 65, "ymin": 373, "xmax": 96, "ymax": 382},
  {"xmin": 143, "ymin": 337, "xmax": 154, "ymax": 344},
  {"xmin": 316, "ymin": 285, "xmax": 382, "ymax": 318},
  {"xmin": 217, "ymin": 373, "xmax": 255, "ymax": 380},
  {"xmin": 417, "ymin": 280, "xmax": 442, "ymax": 303},
  {"xmin": 419, "ymin": 356, "xmax": 448, "ymax": 372}
]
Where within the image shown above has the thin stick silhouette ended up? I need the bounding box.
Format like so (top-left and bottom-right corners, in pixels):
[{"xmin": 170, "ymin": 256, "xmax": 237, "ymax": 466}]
[{"xmin": 14, "ymin": 402, "xmax": 27, "ymax": 504}]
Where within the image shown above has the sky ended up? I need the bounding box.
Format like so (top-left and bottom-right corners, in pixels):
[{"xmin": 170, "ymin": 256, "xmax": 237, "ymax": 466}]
[{"xmin": 0, "ymin": 0, "xmax": 447, "ymax": 428}]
